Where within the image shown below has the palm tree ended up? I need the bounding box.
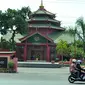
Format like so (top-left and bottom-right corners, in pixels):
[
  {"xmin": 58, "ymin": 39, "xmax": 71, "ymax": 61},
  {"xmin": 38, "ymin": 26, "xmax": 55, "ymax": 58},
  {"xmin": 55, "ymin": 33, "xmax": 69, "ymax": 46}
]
[
  {"xmin": 66, "ymin": 27, "xmax": 77, "ymax": 57},
  {"xmin": 76, "ymin": 17, "xmax": 85, "ymax": 54},
  {"xmin": 66, "ymin": 27, "xmax": 77, "ymax": 42}
]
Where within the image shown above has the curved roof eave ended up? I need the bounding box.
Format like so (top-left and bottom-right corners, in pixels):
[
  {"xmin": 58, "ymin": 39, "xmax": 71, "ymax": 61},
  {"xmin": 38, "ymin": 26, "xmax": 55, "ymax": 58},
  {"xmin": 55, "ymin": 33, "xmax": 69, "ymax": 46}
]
[
  {"xmin": 29, "ymin": 8, "xmax": 55, "ymax": 18},
  {"xmin": 28, "ymin": 19, "xmax": 60, "ymax": 23},
  {"xmin": 28, "ymin": 26, "xmax": 65, "ymax": 30}
]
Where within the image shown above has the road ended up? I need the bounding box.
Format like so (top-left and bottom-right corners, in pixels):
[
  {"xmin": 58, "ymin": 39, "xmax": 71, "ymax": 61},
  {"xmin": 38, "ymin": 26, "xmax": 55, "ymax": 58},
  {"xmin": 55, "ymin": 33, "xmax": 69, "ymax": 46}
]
[{"xmin": 0, "ymin": 67, "xmax": 85, "ymax": 85}]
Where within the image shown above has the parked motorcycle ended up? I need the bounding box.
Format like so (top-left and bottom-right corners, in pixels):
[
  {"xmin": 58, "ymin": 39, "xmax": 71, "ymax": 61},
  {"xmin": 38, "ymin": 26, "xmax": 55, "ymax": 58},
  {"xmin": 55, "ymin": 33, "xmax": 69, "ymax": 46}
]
[{"xmin": 68, "ymin": 72, "xmax": 85, "ymax": 83}]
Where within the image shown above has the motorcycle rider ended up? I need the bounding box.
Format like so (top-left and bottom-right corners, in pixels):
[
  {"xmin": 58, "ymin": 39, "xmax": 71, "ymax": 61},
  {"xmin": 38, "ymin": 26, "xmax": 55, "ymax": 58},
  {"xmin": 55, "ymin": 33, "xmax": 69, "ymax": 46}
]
[
  {"xmin": 70, "ymin": 59, "xmax": 77, "ymax": 75},
  {"xmin": 76, "ymin": 60, "xmax": 85, "ymax": 79}
]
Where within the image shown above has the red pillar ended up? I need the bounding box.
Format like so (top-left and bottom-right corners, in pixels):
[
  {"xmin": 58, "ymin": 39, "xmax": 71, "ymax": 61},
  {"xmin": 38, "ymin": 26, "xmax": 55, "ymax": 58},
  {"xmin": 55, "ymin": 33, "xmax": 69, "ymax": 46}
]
[
  {"xmin": 46, "ymin": 44, "xmax": 50, "ymax": 62},
  {"xmin": 24, "ymin": 44, "xmax": 27, "ymax": 61}
]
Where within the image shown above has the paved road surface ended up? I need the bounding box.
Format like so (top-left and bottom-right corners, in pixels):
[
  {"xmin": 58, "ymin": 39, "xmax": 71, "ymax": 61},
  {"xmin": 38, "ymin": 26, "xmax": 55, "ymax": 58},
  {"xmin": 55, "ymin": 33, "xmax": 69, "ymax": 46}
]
[{"xmin": 0, "ymin": 67, "xmax": 85, "ymax": 85}]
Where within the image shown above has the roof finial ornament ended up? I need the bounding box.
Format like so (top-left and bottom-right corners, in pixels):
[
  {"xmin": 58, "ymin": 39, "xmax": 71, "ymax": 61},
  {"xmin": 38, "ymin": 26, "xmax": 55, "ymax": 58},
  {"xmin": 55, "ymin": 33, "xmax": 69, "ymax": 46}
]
[
  {"xmin": 41, "ymin": 0, "xmax": 43, "ymax": 6},
  {"xmin": 40, "ymin": 0, "xmax": 44, "ymax": 9}
]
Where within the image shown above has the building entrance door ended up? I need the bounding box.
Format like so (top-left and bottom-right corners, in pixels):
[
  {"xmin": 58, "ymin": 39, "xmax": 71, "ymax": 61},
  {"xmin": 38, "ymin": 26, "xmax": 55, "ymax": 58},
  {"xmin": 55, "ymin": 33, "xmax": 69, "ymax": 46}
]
[{"xmin": 31, "ymin": 50, "xmax": 44, "ymax": 60}]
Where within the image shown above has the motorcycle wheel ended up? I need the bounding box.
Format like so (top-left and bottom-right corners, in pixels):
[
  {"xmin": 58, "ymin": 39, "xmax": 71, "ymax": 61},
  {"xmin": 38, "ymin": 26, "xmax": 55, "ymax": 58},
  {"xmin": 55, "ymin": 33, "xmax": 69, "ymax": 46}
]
[{"xmin": 68, "ymin": 75, "xmax": 75, "ymax": 83}]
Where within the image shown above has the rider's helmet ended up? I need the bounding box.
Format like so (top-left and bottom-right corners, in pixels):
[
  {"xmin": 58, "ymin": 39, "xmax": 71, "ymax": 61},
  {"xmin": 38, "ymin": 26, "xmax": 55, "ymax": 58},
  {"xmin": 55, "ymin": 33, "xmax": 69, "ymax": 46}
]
[
  {"xmin": 77, "ymin": 60, "xmax": 82, "ymax": 64},
  {"xmin": 72, "ymin": 59, "xmax": 76, "ymax": 63}
]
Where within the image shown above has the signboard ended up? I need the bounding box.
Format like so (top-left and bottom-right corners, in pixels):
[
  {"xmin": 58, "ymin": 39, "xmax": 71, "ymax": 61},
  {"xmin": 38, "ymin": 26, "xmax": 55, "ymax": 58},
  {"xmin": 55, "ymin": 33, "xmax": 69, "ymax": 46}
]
[{"xmin": 0, "ymin": 57, "xmax": 7, "ymax": 68}]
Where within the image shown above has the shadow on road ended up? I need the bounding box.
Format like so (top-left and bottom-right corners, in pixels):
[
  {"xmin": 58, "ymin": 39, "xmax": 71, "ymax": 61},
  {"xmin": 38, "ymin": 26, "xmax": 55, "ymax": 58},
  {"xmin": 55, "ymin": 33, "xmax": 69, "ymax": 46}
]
[{"xmin": 74, "ymin": 82, "xmax": 85, "ymax": 84}]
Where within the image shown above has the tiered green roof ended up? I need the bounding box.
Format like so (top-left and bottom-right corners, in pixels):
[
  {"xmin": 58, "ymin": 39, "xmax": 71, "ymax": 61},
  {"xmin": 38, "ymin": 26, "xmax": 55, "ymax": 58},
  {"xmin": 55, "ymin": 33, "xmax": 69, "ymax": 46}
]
[
  {"xmin": 29, "ymin": 0, "xmax": 55, "ymax": 18},
  {"xmin": 28, "ymin": 16, "xmax": 60, "ymax": 23},
  {"xmin": 29, "ymin": 23, "xmax": 64, "ymax": 29},
  {"xmin": 28, "ymin": 1, "xmax": 64, "ymax": 30},
  {"xmin": 48, "ymin": 31, "xmax": 74, "ymax": 43},
  {"xmin": 18, "ymin": 0, "xmax": 74, "ymax": 44},
  {"xmin": 29, "ymin": 9, "xmax": 55, "ymax": 18}
]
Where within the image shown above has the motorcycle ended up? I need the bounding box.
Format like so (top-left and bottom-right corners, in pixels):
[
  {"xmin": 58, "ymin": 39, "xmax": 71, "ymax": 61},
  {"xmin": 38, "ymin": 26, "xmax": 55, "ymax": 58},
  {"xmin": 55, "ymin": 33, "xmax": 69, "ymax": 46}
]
[{"xmin": 68, "ymin": 72, "xmax": 85, "ymax": 83}]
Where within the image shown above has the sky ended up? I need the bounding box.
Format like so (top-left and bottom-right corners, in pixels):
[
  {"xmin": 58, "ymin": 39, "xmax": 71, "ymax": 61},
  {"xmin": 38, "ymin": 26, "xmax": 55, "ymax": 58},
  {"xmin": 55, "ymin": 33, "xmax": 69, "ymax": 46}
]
[{"xmin": 0, "ymin": 0, "xmax": 85, "ymax": 27}]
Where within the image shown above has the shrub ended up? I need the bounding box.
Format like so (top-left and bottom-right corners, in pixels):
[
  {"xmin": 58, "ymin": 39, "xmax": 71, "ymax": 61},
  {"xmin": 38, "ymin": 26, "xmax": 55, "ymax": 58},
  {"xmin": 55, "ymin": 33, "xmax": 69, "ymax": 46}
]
[{"xmin": 8, "ymin": 61, "xmax": 14, "ymax": 68}]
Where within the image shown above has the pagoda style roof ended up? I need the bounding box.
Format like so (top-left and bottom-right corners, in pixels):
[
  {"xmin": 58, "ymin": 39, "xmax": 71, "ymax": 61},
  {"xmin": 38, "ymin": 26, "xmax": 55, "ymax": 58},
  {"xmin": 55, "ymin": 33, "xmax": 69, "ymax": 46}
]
[
  {"xmin": 48, "ymin": 31, "xmax": 74, "ymax": 43},
  {"xmin": 28, "ymin": 17, "xmax": 60, "ymax": 23},
  {"xmin": 30, "ymin": 9, "xmax": 55, "ymax": 17},
  {"xmin": 29, "ymin": 23, "xmax": 65, "ymax": 30},
  {"xmin": 18, "ymin": 31, "xmax": 74, "ymax": 44},
  {"xmin": 19, "ymin": 32, "xmax": 54, "ymax": 42},
  {"xmin": 29, "ymin": 1, "xmax": 55, "ymax": 18},
  {"xmin": 28, "ymin": 0, "xmax": 65, "ymax": 31}
]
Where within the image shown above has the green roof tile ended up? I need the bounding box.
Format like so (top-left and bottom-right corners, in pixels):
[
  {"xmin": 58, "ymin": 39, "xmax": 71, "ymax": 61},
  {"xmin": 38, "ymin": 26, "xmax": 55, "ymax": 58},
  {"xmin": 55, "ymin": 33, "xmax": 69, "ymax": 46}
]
[
  {"xmin": 48, "ymin": 31, "xmax": 74, "ymax": 43},
  {"xmin": 29, "ymin": 24, "xmax": 64, "ymax": 30},
  {"xmin": 30, "ymin": 9, "xmax": 55, "ymax": 18},
  {"xmin": 28, "ymin": 17, "xmax": 60, "ymax": 23},
  {"xmin": 28, "ymin": 5, "xmax": 64, "ymax": 31}
]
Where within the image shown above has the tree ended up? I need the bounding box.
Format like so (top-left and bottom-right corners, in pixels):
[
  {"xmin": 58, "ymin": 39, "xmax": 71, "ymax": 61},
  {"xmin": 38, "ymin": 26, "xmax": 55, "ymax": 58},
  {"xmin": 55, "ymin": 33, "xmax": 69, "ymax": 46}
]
[
  {"xmin": 14, "ymin": 6, "xmax": 31, "ymax": 35},
  {"xmin": 0, "ymin": 37, "xmax": 10, "ymax": 50},
  {"xmin": 56, "ymin": 40, "xmax": 70, "ymax": 61},
  {"xmin": 66, "ymin": 26, "xmax": 84, "ymax": 59},
  {"xmin": 66, "ymin": 26, "xmax": 77, "ymax": 41},
  {"xmin": 0, "ymin": 6, "xmax": 31, "ymax": 50},
  {"xmin": 70, "ymin": 43, "xmax": 84, "ymax": 59},
  {"xmin": 76, "ymin": 17, "xmax": 85, "ymax": 54},
  {"xmin": 66, "ymin": 27, "xmax": 77, "ymax": 57},
  {"xmin": 6, "ymin": 6, "xmax": 31, "ymax": 35}
]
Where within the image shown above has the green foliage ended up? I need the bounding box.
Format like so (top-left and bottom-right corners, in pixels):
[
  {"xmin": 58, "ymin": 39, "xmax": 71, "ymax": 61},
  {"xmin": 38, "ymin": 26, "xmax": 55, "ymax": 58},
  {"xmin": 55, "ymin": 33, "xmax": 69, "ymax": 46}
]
[
  {"xmin": 70, "ymin": 44, "xmax": 84, "ymax": 59},
  {"xmin": 0, "ymin": 37, "xmax": 10, "ymax": 49},
  {"xmin": 76, "ymin": 17, "xmax": 85, "ymax": 53},
  {"xmin": 0, "ymin": 6, "xmax": 31, "ymax": 50},
  {"xmin": 56, "ymin": 40, "xmax": 70, "ymax": 56},
  {"xmin": 14, "ymin": 15, "xmax": 28, "ymax": 34},
  {"xmin": 0, "ymin": 37, "xmax": 16, "ymax": 50},
  {"xmin": 5, "ymin": 6, "xmax": 31, "ymax": 35},
  {"xmin": 74, "ymin": 40, "xmax": 83, "ymax": 49},
  {"xmin": 66, "ymin": 17, "xmax": 85, "ymax": 57},
  {"xmin": 66, "ymin": 27, "xmax": 76, "ymax": 36},
  {"xmin": 8, "ymin": 61, "xmax": 14, "ymax": 68},
  {"xmin": 36, "ymin": 54, "xmax": 40, "ymax": 59}
]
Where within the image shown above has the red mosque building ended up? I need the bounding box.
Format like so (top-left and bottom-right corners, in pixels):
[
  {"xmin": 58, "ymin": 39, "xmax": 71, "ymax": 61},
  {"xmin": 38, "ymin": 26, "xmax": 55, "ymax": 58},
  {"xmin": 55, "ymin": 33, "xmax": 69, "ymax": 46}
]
[{"xmin": 16, "ymin": 1, "xmax": 65, "ymax": 62}]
